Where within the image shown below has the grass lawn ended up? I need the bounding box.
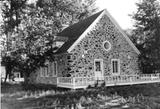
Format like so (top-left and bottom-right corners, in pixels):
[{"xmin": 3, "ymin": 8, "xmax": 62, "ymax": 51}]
[{"xmin": 1, "ymin": 83, "xmax": 160, "ymax": 109}]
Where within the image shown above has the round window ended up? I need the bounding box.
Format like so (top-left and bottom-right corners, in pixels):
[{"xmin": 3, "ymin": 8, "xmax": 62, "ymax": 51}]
[{"xmin": 103, "ymin": 40, "xmax": 111, "ymax": 51}]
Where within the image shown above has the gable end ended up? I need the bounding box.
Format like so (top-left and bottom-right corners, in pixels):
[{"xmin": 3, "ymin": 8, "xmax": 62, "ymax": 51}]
[
  {"xmin": 103, "ymin": 10, "xmax": 140, "ymax": 54},
  {"xmin": 67, "ymin": 10, "xmax": 105, "ymax": 52},
  {"xmin": 67, "ymin": 9, "xmax": 140, "ymax": 55}
]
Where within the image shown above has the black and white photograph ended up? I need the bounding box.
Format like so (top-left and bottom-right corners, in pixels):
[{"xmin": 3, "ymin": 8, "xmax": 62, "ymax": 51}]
[{"xmin": 0, "ymin": 0, "xmax": 160, "ymax": 109}]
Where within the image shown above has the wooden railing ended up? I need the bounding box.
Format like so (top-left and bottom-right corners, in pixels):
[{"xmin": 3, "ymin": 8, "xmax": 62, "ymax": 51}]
[
  {"xmin": 57, "ymin": 77, "xmax": 73, "ymax": 84},
  {"xmin": 57, "ymin": 73, "xmax": 160, "ymax": 89},
  {"xmin": 57, "ymin": 77, "xmax": 95, "ymax": 84},
  {"xmin": 105, "ymin": 73, "xmax": 160, "ymax": 85},
  {"xmin": 74, "ymin": 77, "xmax": 95, "ymax": 85}
]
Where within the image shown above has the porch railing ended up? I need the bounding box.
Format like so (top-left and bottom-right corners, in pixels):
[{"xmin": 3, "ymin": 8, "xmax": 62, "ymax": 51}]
[
  {"xmin": 57, "ymin": 77, "xmax": 95, "ymax": 88},
  {"xmin": 105, "ymin": 74, "xmax": 160, "ymax": 85},
  {"xmin": 57, "ymin": 73, "xmax": 160, "ymax": 89},
  {"xmin": 57, "ymin": 77, "xmax": 73, "ymax": 84}
]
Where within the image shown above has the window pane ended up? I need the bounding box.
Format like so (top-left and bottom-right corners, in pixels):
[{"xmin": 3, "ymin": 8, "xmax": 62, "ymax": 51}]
[
  {"xmin": 43, "ymin": 67, "xmax": 46, "ymax": 77},
  {"xmin": 44, "ymin": 66, "xmax": 47, "ymax": 77},
  {"xmin": 54, "ymin": 62, "xmax": 57, "ymax": 76},
  {"xmin": 50, "ymin": 63, "xmax": 53, "ymax": 75},
  {"xmin": 113, "ymin": 61, "xmax": 115, "ymax": 73},
  {"xmin": 52, "ymin": 62, "xmax": 57, "ymax": 76},
  {"xmin": 115, "ymin": 61, "xmax": 118, "ymax": 73},
  {"xmin": 48, "ymin": 63, "xmax": 50, "ymax": 75},
  {"xmin": 112, "ymin": 60, "xmax": 119, "ymax": 74},
  {"xmin": 47, "ymin": 66, "xmax": 49, "ymax": 76},
  {"xmin": 52, "ymin": 63, "xmax": 55, "ymax": 76},
  {"xmin": 112, "ymin": 61, "xmax": 114, "ymax": 73},
  {"xmin": 95, "ymin": 61, "xmax": 101, "ymax": 71},
  {"xmin": 40, "ymin": 67, "xmax": 43, "ymax": 77}
]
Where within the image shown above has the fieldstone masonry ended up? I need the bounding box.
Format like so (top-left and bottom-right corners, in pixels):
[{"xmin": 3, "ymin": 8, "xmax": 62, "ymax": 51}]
[{"xmin": 30, "ymin": 11, "xmax": 140, "ymax": 85}]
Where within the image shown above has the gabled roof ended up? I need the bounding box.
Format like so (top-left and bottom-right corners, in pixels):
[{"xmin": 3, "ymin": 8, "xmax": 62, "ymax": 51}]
[
  {"xmin": 55, "ymin": 38, "xmax": 76, "ymax": 54},
  {"xmin": 56, "ymin": 10, "xmax": 104, "ymax": 54},
  {"xmin": 56, "ymin": 9, "xmax": 140, "ymax": 54},
  {"xmin": 57, "ymin": 10, "xmax": 104, "ymax": 38}
]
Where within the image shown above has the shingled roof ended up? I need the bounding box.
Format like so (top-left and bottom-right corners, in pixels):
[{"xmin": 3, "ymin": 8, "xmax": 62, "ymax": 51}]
[{"xmin": 56, "ymin": 10, "xmax": 104, "ymax": 54}]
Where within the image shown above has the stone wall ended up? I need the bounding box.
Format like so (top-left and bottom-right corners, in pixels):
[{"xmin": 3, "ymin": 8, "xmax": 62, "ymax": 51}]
[
  {"xmin": 29, "ymin": 54, "xmax": 71, "ymax": 84},
  {"xmin": 29, "ymin": 66, "xmax": 57, "ymax": 85},
  {"xmin": 68, "ymin": 13, "xmax": 140, "ymax": 77},
  {"xmin": 29, "ymin": 12, "xmax": 141, "ymax": 84},
  {"xmin": 56, "ymin": 54, "xmax": 71, "ymax": 77}
]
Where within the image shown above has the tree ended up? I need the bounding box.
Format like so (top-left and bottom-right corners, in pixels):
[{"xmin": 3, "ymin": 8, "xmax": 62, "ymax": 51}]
[
  {"xmin": 0, "ymin": 0, "xmax": 28, "ymax": 82},
  {"xmin": 131, "ymin": 0, "xmax": 160, "ymax": 73},
  {"xmin": 36, "ymin": 0, "xmax": 97, "ymax": 27},
  {"xmin": 6, "ymin": 0, "xmax": 97, "ymax": 83}
]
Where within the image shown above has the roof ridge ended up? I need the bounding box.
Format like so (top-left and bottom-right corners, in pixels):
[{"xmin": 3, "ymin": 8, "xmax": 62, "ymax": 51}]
[
  {"xmin": 56, "ymin": 10, "xmax": 104, "ymax": 54},
  {"xmin": 57, "ymin": 10, "xmax": 104, "ymax": 38}
]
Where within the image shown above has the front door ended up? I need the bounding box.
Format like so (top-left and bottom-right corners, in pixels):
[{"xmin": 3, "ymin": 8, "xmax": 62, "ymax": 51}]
[{"xmin": 94, "ymin": 59, "xmax": 104, "ymax": 80}]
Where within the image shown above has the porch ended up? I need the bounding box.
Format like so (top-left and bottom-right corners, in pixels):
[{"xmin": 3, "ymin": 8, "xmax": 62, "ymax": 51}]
[{"xmin": 57, "ymin": 73, "xmax": 160, "ymax": 89}]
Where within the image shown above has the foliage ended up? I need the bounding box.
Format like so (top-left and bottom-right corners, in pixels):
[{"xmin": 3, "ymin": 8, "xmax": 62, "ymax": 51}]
[
  {"xmin": 1, "ymin": 0, "xmax": 27, "ymax": 33},
  {"xmin": 16, "ymin": 0, "xmax": 97, "ymax": 82},
  {"xmin": 1, "ymin": 0, "xmax": 97, "ymax": 82},
  {"xmin": 131, "ymin": 0, "xmax": 160, "ymax": 73},
  {"xmin": 0, "ymin": 0, "xmax": 28, "ymax": 82}
]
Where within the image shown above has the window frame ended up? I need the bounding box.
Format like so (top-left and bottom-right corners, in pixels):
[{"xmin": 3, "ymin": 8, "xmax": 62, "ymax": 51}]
[
  {"xmin": 103, "ymin": 40, "xmax": 111, "ymax": 51},
  {"xmin": 40, "ymin": 67, "xmax": 44, "ymax": 77},
  {"xmin": 52, "ymin": 61, "xmax": 57, "ymax": 77},
  {"xmin": 44, "ymin": 65, "xmax": 49, "ymax": 77},
  {"xmin": 111, "ymin": 59, "xmax": 120, "ymax": 75},
  {"xmin": 40, "ymin": 66, "xmax": 49, "ymax": 77}
]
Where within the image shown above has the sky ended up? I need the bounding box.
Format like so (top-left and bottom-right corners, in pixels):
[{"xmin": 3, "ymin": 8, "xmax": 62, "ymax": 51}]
[
  {"xmin": 0, "ymin": 0, "xmax": 139, "ymax": 30},
  {"xmin": 96, "ymin": 0, "xmax": 139, "ymax": 29}
]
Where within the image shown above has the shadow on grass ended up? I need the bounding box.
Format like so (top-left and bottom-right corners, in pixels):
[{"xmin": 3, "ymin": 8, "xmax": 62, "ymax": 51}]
[
  {"xmin": 106, "ymin": 83, "xmax": 160, "ymax": 97},
  {"xmin": 1, "ymin": 82, "xmax": 70, "ymax": 94},
  {"xmin": 1, "ymin": 82, "xmax": 160, "ymax": 97},
  {"xmin": 1, "ymin": 83, "xmax": 160, "ymax": 109}
]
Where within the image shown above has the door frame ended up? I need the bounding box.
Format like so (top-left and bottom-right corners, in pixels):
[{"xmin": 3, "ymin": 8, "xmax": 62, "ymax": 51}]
[{"xmin": 94, "ymin": 59, "xmax": 104, "ymax": 80}]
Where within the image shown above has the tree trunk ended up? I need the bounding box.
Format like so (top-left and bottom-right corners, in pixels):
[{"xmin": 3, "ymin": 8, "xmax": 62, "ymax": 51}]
[
  {"xmin": 4, "ymin": 31, "xmax": 11, "ymax": 83},
  {"xmin": 23, "ymin": 71, "xmax": 29, "ymax": 84},
  {"xmin": 24, "ymin": 74, "xmax": 28, "ymax": 84},
  {"xmin": 4, "ymin": 67, "xmax": 11, "ymax": 83},
  {"xmin": 4, "ymin": 73, "xmax": 8, "ymax": 83}
]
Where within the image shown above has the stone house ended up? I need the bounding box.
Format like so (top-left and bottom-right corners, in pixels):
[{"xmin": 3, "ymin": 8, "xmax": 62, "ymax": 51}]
[{"xmin": 30, "ymin": 9, "xmax": 141, "ymax": 88}]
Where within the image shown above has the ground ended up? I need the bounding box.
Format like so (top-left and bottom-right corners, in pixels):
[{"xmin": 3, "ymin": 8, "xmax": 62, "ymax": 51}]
[{"xmin": 1, "ymin": 83, "xmax": 160, "ymax": 109}]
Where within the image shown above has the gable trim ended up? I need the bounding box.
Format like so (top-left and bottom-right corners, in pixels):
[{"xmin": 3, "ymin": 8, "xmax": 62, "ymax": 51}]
[
  {"xmin": 67, "ymin": 10, "xmax": 105, "ymax": 52},
  {"xmin": 67, "ymin": 9, "xmax": 140, "ymax": 54},
  {"xmin": 103, "ymin": 10, "xmax": 140, "ymax": 54}
]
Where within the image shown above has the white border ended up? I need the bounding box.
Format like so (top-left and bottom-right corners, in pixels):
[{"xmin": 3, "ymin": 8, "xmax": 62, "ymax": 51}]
[{"xmin": 111, "ymin": 59, "xmax": 120, "ymax": 75}]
